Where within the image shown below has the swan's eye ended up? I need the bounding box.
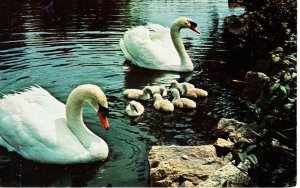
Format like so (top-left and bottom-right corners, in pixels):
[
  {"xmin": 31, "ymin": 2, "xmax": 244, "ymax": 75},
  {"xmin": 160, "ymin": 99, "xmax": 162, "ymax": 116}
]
[
  {"xmin": 190, "ymin": 21, "xmax": 197, "ymax": 28},
  {"xmin": 98, "ymin": 104, "xmax": 109, "ymax": 118}
]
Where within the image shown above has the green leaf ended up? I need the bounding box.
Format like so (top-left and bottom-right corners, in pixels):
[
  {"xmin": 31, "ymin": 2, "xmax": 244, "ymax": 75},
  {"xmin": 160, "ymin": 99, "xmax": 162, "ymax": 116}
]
[
  {"xmin": 283, "ymin": 103, "xmax": 293, "ymax": 111},
  {"xmin": 271, "ymin": 54, "xmax": 280, "ymax": 63},
  {"xmin": 238, "ymin": 152, "xmax": 246, "ymax": 163},
  {"xmin": 274, "ymin": 47, "xmax": 283, "ymax": 53},
  {"xmin": 244, "ymin": 145, "xmax": 257, "ymax": 154},
  {"xmin": 284, "ymin": 55, "xmax": 296, "ymax": 62},
  {"xmin": 269, "ymin": 83, "xmax": 279, "ymax": 94},
  {"xmin": 287, "ymin": 98, "xmax": 296, "ymax": 103},
  {"xmin": 270, "ymin": 95, "xmax": 278, "ymax": 101},
  {"xmin": 255, "ymin": 108, "xmax": 261, "ymax": 114},
  {"xmin": 279, "ymin": 85, "xmax": 287, "ymax": 95},
  {"xmin": 284, "ymin": 73, "xmax": 292, "ymax": 82},
  {"xmin": 247, "ymin": 154, "xmax": 258, "ymax": 165},
  {"xmin": 284, "ymin": 84, "xmax": 290, "ymax": 93}
]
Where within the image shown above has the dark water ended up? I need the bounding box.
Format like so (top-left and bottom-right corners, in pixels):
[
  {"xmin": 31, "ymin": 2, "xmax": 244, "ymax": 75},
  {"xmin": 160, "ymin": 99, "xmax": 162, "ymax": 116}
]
[{"xmin": 0, "ymin": 0, "xmax": 245, "ymax": 186}]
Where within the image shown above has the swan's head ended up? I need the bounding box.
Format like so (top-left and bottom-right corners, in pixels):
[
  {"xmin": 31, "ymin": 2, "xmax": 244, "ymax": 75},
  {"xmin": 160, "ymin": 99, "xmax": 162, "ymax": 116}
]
[
  {"xmin": 143, "ymin": 86, "xmax": 153, "ymax": 98},
  {"xmin": 174, "ymin": 17, "xmax": 200, "ymax": 34},
  {"xmin": 170, "ymin": 80, "xmax": 179, "ymax": 89},
  {"xmin": 68, "ymin": 84, "xmax": 110, "ymax": 130},
  {"xmin": 129, "ymin": 100, "xmax": 139, "ymax": 112}
]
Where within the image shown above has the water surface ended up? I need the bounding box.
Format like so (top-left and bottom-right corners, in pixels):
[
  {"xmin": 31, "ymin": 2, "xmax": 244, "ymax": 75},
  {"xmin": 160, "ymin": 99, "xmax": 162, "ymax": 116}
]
[{"xmin": 0, "ymin": 0, "xmax": 245, "ymax": 186}]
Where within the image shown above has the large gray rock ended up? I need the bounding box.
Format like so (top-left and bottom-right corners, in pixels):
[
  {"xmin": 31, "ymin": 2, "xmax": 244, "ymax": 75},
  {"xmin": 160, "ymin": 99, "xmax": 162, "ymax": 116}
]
[{"xmin": 148, "ymin": 145, "xmax": 249, "ymax": 187}]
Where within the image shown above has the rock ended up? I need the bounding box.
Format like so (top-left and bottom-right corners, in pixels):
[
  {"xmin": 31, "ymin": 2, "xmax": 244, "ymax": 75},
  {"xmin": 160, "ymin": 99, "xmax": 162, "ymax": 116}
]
[
  {"xmin": 217, "ymin": 118, "xmax": 247, "ymax": 131},
  {"xmin": 224, "ymin": 14, "xmax": 249, "ymax": 35},
  {"xmin": 215, "ymin": 138, "xmax": 234, "ymax": 149},
  {"xmin": 214, "ymin": 138, "xmax": 235, "ymax": 157},
  {"xmin": 181, "ymin": 154, "xmax": 189, "ymax": 160},
  {"xmin": 245, "ymin": 71, "xmax": 270, "ymax": 89},
  {"xmin": 216, "ymin": 118, "xmax": 261, "ymax": 144},
  {"xmin": 148, "ymin": 145, "xmax": 249, "ymax": 187},
  {"xmin": 242, "ymin": 71, "xmax": 270, "ymax": 102},
  {"xmin": 197, "ymin": 162, "xmax": 250, "ymax": 187},
  {"xmin": 229, "ymin": 131, "xmax": 248, "ymax": 143},
  {"xmin": 180, "ymin": 180, "xmax": 195, "ymax": 187}
]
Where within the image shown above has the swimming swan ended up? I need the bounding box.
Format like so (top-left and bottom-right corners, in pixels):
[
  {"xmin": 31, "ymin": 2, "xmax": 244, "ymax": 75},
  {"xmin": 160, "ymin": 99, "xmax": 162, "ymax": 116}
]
[
  {"xmin": 120, "ymin": 17, "xmax": 200, "ymax": 72},
  {"xmin": 0, "ymin": 84, "xmax": 110, "ymax": 164}
]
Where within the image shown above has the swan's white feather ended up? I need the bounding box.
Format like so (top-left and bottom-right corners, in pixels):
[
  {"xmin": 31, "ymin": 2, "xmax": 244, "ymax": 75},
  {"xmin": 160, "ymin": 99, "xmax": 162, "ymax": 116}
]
[
  {"xmin": 0, "ymin": 86, "xmax": 101, "ymax": 164},
  {"xmin": 120, "ymin": 23, "xmax": 181, "ymax": 70}
]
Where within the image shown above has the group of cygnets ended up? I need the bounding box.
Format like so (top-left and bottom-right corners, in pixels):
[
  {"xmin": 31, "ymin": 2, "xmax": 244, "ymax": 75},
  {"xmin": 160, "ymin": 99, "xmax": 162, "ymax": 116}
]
[{"xmin": 124, "ymin": 80, "xmax": 208, "ymax": 117}]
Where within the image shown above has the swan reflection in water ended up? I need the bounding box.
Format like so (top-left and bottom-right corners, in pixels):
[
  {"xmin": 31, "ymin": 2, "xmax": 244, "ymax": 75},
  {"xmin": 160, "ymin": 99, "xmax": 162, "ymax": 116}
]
[{"xmin": 123, "ymin": 61, "xmax": 194, "ymax": 89}]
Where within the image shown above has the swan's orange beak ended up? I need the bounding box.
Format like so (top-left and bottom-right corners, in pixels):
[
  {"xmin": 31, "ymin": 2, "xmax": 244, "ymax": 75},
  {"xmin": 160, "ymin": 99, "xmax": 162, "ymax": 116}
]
[{"xmin": 98, "ymin": 112, "xmax": 110, "ymax": 130}]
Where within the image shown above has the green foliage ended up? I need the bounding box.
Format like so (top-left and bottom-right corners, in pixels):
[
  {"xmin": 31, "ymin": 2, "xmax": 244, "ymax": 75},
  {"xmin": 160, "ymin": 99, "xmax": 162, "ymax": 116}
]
[
  {"xmin": 237, "ymin": 145, "xmax": 258, "ymax": 165},
  {"xmin": 243, "ymin": 48, "xmax": 296, "ymax": 186}
]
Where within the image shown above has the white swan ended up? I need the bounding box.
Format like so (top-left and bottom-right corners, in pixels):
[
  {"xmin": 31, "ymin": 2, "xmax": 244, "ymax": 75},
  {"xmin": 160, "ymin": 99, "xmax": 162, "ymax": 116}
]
[
  {"xmin": 148, "ymin": 85, "xmax": 168, "ymax": 97},
  {"xmin": 120, "ymin": 17, "xmax": 200, "ymax": 72},
  {"xmin": 170, "ymin": 80, "xmax": 195, "ymax": 93},
  {"xmin": 123, "ymin": 86, "xmax": 152, "ymax": 100},
  {"xmin": 181, "ymin": 83, "xmax": 208, "ymax": 98},
  {"xmin": 0, "ymin": 84, "xmax": 110, "ymax": 164},
  {"xmin": 125, "ymin": 101, "xmax": 145, "ymax": 116},
  {"xmin": 171, "ymin": 88, "xmax": 196, "ymax": 109},
  {"xmin": 153, "ymin": 93, "xmax": 174, "ymax": 112}
]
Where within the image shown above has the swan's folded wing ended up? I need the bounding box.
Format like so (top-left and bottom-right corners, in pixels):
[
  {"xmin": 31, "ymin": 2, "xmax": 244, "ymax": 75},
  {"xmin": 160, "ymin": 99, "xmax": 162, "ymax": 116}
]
[
  {"xmin": 122, "ymin": 25, "xmax": 180, "ymax": 69},
  {"xmin": 147, "ymin": 23, "xmax": 169, "ymax": 40}
]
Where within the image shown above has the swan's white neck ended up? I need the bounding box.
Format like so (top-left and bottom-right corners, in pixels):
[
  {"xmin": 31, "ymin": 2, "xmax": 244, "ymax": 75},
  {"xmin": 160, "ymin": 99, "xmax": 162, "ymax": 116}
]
[
  {"xmin": 170, "ymin": 23, "xmax": 194, "ymax": 71},
  {"xmin": 65, "ymin": 90, "xmax": 102, "ymax": 151}
]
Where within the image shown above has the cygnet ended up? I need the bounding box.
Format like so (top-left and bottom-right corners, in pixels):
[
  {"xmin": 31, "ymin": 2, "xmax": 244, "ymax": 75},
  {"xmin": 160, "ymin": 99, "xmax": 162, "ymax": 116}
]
[
  {"xmin": 153, "ymin": 93, "xmax": 174, "ymax": 112},
  {"xmin": 149, "ymin": 85, "xmax": 168, "ymax": 97},
  {"xmin": 170, "ymin": 80, "xmax": 194, "ymax": 93},
  {"xmin": 125, "ymin": 100, "xmax": 145, "ymax": 116},
  {"xmin": 123, "ymin": 86, "xmax": 152, "ymax": 100},
  {"xmin": 171, "ymin": 88, "xmax": 196, "ymax": 109},
  {"xmin": 181, "ymin": 83, "xmax": 208, "ymax": 98}
]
